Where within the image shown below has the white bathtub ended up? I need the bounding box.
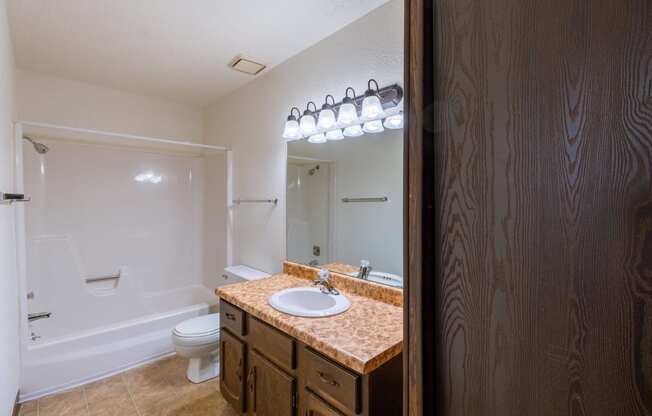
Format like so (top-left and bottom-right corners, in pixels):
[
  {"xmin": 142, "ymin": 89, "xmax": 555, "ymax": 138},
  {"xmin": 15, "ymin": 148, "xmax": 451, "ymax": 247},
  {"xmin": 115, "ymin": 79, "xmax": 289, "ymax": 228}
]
[{"xmin": 19, "ymin": 285, "xmax": 217, "ymax": 402}]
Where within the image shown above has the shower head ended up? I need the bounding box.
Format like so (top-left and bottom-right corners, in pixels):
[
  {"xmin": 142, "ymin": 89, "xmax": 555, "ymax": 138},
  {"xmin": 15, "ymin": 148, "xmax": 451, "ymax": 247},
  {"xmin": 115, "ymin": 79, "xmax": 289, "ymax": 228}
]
[
  {"xmin": 308, "ymin": 164, "xmax": 320, "ymax": 176},
  {"xmin": 23, "ymin": 136, "xmax": 49, "ymax": 154}
]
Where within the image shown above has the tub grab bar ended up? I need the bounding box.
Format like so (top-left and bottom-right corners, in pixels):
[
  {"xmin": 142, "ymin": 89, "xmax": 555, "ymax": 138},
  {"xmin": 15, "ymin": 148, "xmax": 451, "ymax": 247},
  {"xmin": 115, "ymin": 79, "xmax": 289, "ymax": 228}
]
[{"xmin": 85, "ymin": 272, "xmax": 121, "ymax": 283}]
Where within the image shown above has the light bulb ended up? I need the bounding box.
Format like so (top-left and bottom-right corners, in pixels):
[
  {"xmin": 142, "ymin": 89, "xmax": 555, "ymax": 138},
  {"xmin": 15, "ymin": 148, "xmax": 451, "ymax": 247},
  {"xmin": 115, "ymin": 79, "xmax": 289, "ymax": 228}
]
[
  {"xmin": 383, "ymin": 113, "xmax": 403, "ymax": 129},
  {"xmin": 337, "ymin": 102, "xmax": 358, "ymax": 125},
  {"xmin": 317, "ymin": 108, "xmax": 336, "ymax": 130},
  {"xmin": 363, "ymin": 119, "xmax": 384, "ymax": 133},
  {"xmin": 361, "ymin": 95, "xmax": 383, "ymax": 119},
  {"xmin": 326, "ymin": 129, "xmax": 344, "ymax": 140},
  {"xmin": 282, "ymin": 119, "xmax": 301, "ymax": 139},
  {"xmin": 308, "ymin": 133, "xmax": 327, "ymax": 144},
  {"xmin": 299, "ymin": 114, "xmax": 316, "ymax": 136},
  {"xmin": 343, "ymin": 125, "xmax": 364, "ymax": 137}
]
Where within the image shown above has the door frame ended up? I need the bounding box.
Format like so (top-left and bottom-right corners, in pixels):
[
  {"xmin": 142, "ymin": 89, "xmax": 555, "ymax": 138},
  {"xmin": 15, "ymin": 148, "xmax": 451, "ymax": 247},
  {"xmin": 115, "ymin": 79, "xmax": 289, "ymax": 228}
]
[{"xmin": 403, "ymin": 0, "xmax": 435, "ymax": 415}]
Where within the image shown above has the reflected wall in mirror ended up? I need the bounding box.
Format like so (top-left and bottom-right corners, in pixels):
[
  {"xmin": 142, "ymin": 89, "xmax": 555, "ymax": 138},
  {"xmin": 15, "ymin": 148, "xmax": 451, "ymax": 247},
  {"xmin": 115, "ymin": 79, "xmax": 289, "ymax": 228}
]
[{"xmin": 286, "ymin": 126, "xmax": 403, "ymax": 288}]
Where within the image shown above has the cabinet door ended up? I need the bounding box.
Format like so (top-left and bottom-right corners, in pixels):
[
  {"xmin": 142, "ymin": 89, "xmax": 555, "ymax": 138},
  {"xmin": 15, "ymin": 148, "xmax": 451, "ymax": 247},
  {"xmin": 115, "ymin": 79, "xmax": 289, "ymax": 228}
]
[
  {"xmin": 304, "ymin": 391, "xmax": 344, "ymax": 416},
  {"xmin": 247, "ymin": 350, "xmax": 295, "ymax": 416},
  {"xmin": 220, "ymin": 329, "xmax": 246, "ymax": 413}
]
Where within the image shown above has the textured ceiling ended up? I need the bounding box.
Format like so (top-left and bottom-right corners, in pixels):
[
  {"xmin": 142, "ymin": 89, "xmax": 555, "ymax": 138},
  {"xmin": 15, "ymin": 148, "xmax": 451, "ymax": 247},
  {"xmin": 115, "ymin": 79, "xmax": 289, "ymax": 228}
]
[{"xmin": 8, "ymin": 0, "xmax": 390, "ymax": 106}]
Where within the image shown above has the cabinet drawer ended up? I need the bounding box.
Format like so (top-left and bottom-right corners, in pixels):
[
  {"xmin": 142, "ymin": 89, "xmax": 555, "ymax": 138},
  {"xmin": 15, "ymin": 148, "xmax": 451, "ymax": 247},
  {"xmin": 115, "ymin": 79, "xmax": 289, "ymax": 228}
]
[
  {"xmin": 304, "ymin": 348, "xmax": 360, "ymax": 414},
  {"xmin": 304, "ymin": 390, "xmax": 345, "ymax": 416},
  {"xmin": 249, "ymin": 317, "xmax": 295, "ymax": 371},
  {"xmin": 220, "ymin": 300, "xmax": 245, "ymax": 337}
]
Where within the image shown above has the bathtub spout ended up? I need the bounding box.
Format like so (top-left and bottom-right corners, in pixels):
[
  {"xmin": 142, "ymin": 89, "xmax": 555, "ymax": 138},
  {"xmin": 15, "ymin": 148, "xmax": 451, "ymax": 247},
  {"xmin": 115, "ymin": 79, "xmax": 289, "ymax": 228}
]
[{"xmin": 28, "ymin": 312, "xmax": 51, "ymax": 322}]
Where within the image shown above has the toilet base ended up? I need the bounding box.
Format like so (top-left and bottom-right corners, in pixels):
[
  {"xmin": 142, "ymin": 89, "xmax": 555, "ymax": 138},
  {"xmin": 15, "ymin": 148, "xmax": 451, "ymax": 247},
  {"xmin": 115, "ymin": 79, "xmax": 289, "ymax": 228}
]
[{"xmin": 186, "ymin": 352, "xmax": 220, "ymax": 384}]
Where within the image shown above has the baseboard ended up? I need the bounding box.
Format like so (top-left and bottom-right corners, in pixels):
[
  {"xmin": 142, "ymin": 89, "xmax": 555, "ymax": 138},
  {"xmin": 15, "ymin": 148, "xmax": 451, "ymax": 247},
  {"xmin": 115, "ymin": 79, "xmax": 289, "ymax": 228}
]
[{"xmin": 12, "ymin": 391, "xmax": 20, "ymax": 416}]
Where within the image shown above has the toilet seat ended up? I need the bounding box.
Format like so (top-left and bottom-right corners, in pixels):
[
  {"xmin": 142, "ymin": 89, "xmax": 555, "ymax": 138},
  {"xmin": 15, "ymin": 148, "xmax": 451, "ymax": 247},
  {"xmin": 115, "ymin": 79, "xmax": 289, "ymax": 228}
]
[
  {"xmin": 173, "ymin": 331, "xmax": 219, "ymax": 347},
  {"xmin": 173, "ymin": 313, "xmax": 220, "ymax": 337}
]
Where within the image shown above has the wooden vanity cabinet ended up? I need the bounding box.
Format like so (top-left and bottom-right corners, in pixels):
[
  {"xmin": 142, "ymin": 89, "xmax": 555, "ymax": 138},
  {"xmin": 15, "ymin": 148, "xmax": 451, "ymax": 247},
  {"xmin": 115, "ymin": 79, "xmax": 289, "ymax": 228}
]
[
  {"xmin": 304, "ymin": 390, "xmax": 345, "ymax": 416},
  {"xmin": 219, "ymin": 299, "xmax": 402, "ymax": 416},
  {"xmin": 247, "ymin": 350, "xmax": 296, "ymax": 416},
  {"xmin": 220, "ymin": 329, "xmax": 246, "ymax": 413}
]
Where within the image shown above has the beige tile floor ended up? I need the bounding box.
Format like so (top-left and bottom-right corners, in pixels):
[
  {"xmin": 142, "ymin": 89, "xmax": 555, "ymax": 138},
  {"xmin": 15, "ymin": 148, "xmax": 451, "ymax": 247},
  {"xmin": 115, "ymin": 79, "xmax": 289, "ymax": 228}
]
[{"xmin": 18, "ymin": 355, "xmax": 239, "ymax": 416}]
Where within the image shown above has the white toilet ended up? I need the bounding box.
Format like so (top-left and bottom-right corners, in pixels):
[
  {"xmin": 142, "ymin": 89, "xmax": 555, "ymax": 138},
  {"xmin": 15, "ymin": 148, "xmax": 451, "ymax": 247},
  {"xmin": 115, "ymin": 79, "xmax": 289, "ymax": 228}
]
[
  {"xmin": 171, "ymin": 265, "xmax": 270, "ymax": 383},
  {"xmin": 172, "ymin": 313, "xmax": 221, "ymax": 383}
]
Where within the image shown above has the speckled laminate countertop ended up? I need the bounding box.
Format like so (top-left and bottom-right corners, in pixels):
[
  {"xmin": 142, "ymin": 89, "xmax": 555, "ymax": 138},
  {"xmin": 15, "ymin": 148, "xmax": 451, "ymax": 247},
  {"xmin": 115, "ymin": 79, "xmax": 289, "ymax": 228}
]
[{"xmin": 216, "ymin": 273, "xmax": 403, "ymax": 374}]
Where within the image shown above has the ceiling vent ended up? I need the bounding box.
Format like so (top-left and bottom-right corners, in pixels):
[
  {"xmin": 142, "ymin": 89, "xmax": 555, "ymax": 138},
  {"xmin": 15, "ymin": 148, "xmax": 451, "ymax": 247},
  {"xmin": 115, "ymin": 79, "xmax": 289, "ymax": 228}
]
[{"xmin": 229, "ymin": 57, "xmax": 266, "ymax": 75}]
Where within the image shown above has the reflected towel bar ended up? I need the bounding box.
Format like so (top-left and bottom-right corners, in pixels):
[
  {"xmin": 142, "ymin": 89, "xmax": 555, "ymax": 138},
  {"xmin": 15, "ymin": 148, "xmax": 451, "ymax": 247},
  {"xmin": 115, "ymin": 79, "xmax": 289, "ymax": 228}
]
[
  {"xmin": 341, "ymin": 197, "xmax": 388, "ymax": 203},
  {"xmin": 233, "ymin": 198, "xmax": 278, "ymax": 205},
  {"xmin": 85, "ymin": 273, "xmax": 121, "ymax": 283},
  {"xmin": 0, "ymin": 192, "xmax": 31, "ymax": 205}
]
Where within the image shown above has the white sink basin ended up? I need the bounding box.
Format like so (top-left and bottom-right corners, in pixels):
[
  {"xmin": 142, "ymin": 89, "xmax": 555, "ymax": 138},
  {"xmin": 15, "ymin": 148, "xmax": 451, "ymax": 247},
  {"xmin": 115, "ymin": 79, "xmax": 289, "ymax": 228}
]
[{"xmin": 268, "ymin": 287, "xmax": 351, "ymax": 318}]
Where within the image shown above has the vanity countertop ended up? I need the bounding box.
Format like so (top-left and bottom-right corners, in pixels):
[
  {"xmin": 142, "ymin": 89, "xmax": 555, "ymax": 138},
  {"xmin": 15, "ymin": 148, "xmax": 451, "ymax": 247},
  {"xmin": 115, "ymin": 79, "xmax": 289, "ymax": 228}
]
[{"xmin": 216, "ymin": 273, "xmax": 403, "ymax": 374}]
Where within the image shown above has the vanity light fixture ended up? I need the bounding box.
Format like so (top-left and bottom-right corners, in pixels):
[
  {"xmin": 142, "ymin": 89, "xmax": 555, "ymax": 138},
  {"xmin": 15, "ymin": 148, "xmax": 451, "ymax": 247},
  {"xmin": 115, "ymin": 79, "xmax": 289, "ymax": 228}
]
[
  {"xmin": 282, "ymin": 80, "xmax": 403, "ymax": 143},
  {"xmin": 326, "ymin": 129, "xmax": 344, "ymax": 140},
  {"xmin": 343, "ymin": 124, "xmax": 364, "ymax": 137},
  {"xmin": 361, "ymin": 79, "xmax": 384, "ymax": 119},
  {"xmin": 299, "ymin": 102, "xmax": 318, "ymax": 136},
  {"xmin": 317, "ymin": 95, "xmax": 337, "ymax": 130},
  {"xmin": 308, "ymin": 133, "xmax": 327, "ymax": 143},
  {"xmin": 337, "ymin": 87, "xmax": 359, "ymax": 125},
  {"xmin": 363, "ymin": 119, "xmax": 385, "ymax": 134},
  {"xmin": 384, "ymin": 111, "xmax": 404, "ymax": 129},
  {"xmin": 282, "ymin": 107, "xmax": 302, "ymax": 139}
]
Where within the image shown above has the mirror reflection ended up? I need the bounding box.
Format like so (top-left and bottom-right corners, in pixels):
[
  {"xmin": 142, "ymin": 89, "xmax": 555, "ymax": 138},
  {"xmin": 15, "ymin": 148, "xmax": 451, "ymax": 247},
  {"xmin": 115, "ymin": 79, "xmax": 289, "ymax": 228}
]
[{"xmin": 286, "ymin": 126, "xmax": 403, "ymax": 288}]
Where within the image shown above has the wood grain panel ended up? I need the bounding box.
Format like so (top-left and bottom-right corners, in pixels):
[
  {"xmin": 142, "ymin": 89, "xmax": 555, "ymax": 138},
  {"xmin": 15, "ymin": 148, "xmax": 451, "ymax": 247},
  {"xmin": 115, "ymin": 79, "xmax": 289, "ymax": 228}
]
[{"xmin": 432, "ymin": 0, "xmax": 652, "ymax": 414}]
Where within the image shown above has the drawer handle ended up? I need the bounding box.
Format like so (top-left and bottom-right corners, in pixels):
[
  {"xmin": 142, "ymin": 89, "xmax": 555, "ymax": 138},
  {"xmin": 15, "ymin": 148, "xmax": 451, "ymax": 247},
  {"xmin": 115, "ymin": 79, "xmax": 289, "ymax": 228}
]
[
  {"xmin": 247, "ymin": 367, "xmax": 257, "ymax": 411},
  {"xmin": 236, "ymin": 357, "xmax": 243, "ymax": 382},
  {"xmin": 225, "ymin": 312, "xmax": 236, "ymax": 321},
  {"xmin": 317, "ymin": 371, "xmax": 339, "ymax": 387}
]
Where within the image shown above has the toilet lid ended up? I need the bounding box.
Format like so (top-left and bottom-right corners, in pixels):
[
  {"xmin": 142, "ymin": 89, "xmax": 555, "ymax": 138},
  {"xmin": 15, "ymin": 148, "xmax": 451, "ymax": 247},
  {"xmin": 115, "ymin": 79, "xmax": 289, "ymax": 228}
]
[{"xmin": 173, "ymin": 313, "xmax": 220, "ymax": 337}]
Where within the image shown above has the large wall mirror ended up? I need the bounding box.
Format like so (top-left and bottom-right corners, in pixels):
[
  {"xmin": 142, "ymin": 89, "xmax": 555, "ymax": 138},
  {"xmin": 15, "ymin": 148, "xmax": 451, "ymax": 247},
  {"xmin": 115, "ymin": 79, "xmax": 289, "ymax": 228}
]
[{"xmin": 286, "ymin": 124, "xmax": 403, "ymax": 288}]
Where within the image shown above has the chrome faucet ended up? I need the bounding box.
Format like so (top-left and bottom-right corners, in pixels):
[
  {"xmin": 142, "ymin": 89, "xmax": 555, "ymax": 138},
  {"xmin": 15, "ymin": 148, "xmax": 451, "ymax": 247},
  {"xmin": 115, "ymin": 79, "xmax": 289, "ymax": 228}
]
[
  {"xmin": 357, "ymin": 260, "xmax": 372, "ymax": 280},
  {"xmin": 313, "ymin": 269, "xmax": 339, "ymax": 295},
  {"xmin": 28, "ymin": 312, "xmax": 51, "ymax": 322}
]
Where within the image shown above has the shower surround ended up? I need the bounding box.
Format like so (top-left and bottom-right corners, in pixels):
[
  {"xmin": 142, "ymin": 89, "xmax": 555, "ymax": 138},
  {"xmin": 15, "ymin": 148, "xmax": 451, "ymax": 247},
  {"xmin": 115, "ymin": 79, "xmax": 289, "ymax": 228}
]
[{"xmin": 15, "ymin": 133, "xmax": 226, "ymax": 401}]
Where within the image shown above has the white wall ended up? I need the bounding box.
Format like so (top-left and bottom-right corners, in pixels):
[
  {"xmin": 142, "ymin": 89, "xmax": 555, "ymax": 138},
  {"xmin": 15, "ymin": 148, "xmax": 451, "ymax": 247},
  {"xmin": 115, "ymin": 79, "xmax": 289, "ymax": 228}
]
[
  {"xmin": 15, "ymin": 69, "xmax": 230, "ymax": 289},
  {"xmin": 203, "ymin": 0, "xmax": 403, "ymax": 274},
  {"xmin": 16, "ymin": 70, "xmax": 204, "ymax": 143},
  {"xmin": 0, "ymin": 0, "xmax": 19, "ymax": 413}
]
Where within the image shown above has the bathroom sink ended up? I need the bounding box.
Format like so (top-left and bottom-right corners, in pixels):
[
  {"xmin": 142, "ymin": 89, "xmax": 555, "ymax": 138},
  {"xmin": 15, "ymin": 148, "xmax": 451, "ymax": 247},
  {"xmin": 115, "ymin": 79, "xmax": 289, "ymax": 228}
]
[
  {"xmin": 268, "ymin": 287, "xmax": 351, "ymax": 318},
  {"xmin": 347, "ymin": 271, "xmax": 404, "ymax": 288}
]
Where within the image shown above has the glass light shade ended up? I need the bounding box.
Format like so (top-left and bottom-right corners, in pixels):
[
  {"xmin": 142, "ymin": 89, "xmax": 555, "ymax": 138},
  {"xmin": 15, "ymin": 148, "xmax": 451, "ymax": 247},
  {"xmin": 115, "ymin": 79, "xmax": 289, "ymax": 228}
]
[
  {"xmin": 308, "ymin": 133, "xmax": 327, "ymax": 144},
  {"xmin": 383, "ymin": 113, "xmax": 404, "ymax": 129},
  {"xmin": 317, "ymin": 108, "xmax": 337, "ymax": 130},
  {"xmin": 282, "ymin": 119, "xmax": 301, "ymax": 139},
  {"xmin": 299, "ymin": 114, "xmax": 316, "ymax": 136},
  {"xmin": 363, "ymin": 119, "xmax": 384, "ymax": 134},
  {"xmin": 326, "ymin": 129, "xmax": 344, "ymax": 140},
  {"xmin": 361, "ymin": 95, "xmax": 383, "ymax": 119},
  {"xmin": 337, "ymin": 102, "xmax": 358, "ymax": 125},
  {"xmin": 343, "ymin": 124, "xmax": 364, "ymax": 137}
]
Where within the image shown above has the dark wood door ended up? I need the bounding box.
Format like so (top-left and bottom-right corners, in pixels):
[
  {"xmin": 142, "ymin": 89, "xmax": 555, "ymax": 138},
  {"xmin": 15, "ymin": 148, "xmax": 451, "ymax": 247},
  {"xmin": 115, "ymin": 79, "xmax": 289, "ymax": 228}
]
[
  {"xmin": 220, "ymin": 329, "xmax": 246, "ymax": 413},
  {"xmin": 419, "ymin": 0, "xmax": 652, "ymax": 414},
  {"xmin": 247, "ymin": 350, "xmax": 296, "ymax": 416},
  {"xmin": 304, "ymin": 391, "xmax": 344, "ymax": 416}
]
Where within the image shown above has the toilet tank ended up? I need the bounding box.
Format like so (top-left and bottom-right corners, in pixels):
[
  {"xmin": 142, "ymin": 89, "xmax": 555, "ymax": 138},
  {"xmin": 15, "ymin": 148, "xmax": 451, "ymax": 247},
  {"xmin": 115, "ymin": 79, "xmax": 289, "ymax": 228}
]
[{"xmin": 219, "ymin": 265, "xmax": 271, "ymax": 286}]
